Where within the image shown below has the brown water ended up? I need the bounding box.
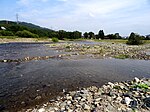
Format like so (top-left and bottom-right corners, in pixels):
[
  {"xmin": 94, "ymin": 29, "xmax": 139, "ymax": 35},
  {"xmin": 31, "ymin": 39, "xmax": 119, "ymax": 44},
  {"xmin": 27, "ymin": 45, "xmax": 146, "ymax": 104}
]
[{"xmin": 0, "ymin": 42, "xmax": 150, "ymax": 111}]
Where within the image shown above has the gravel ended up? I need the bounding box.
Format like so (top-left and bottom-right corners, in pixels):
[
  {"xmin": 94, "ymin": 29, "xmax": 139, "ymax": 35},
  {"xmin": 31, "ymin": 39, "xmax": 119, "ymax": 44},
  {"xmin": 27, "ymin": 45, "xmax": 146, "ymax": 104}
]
[{"xmin": 24, "ymin": 77, "xmax": 150, "ymax": 112}]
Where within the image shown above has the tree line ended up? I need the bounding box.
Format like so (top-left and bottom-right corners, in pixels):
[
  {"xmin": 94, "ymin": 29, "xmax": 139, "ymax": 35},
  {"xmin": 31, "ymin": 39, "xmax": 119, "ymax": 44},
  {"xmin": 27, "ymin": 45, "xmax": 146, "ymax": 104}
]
[
  {"xmin": 83, "ymin": 30, "xmax": 122, "ymax": 39},
  {"xmin": 0, "ymin": 20, "xmax": 150, "ymax": 42}
]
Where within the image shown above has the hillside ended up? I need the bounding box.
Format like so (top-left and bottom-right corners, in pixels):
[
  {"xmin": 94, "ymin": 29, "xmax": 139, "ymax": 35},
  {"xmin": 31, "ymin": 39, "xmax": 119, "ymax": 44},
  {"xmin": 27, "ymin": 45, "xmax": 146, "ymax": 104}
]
[
  {"xmin": 0, "ymin": 20, "xmax": 51, "ymax": 30},
  {"xmin": 0, "ymin": 20, "xmax": 55, "ymax": 37},
  {"xmin": 0, "ymin": 20, "xmax": 82, "ymax": 39}
]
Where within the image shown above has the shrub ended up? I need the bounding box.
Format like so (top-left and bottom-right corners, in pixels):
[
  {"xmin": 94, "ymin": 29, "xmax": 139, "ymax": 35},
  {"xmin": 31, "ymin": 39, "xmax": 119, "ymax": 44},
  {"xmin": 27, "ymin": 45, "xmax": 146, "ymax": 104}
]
[
  {"xmin": 15, "ymin": 30, "xmax": 39, "ymax": 38},
  {"xmin": 0, "ymin": 30, "xmax": 14, "ymax": 36},
  {"xmin": 52, "ymin": 37, "xmax": 59, "ymax": 42},
  {"xmin": 127, "ymin": 32, "xmax": 144, "ymax": 45},
  {"xmin": 114, "ymin": 54, "xmax": 129, "ymax": 59}
]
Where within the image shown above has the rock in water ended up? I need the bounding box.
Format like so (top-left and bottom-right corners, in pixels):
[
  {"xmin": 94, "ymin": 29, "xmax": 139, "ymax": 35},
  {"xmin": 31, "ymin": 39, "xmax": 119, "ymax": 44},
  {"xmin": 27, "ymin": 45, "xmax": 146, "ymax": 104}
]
[
  {"xmin": 143, "ymin": 97, "xmax": 150, "ymax": 108},
  {"xmin": 134, "ymin": 77, "xmax": 140, "ymax": 83},
  {"xmin": 125, "ymin": 97, "xmax": 132, "ymax": 105}
]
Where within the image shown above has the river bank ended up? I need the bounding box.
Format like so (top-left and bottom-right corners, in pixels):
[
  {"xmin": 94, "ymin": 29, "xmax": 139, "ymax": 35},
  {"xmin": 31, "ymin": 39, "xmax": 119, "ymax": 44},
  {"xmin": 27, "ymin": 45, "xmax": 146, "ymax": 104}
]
[
  {"xmin": 24, "ymin": 77, "xmax": 150, "ymax": 112},
  {"xmin": 0, "ymin": 37, "xmax": 52, "ymax": 43}
]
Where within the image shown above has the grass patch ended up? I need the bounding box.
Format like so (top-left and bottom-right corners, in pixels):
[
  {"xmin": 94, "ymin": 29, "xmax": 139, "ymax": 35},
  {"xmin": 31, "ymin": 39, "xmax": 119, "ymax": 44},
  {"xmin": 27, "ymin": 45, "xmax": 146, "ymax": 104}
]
[
  {"xmin": 144, "ymin": 40, "xmax": 150, "ymax": 44},
  {"xmin": 0, "ymin": 36, "xmax": 18, "ymax": 39},
  {"xmin": 134, "ymin": 83, "xmax": 149, "ymax": 89},
  {"xmin": 114, "ymin": 54, "xmax": 129, "ymax": 59}
]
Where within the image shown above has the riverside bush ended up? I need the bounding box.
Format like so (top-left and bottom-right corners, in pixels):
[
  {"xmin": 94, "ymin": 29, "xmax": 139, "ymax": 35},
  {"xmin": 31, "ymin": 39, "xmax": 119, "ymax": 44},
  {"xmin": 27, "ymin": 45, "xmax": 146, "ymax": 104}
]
[
  {"xmin": 0, "ymin": 30, "xmax": 14, "ymax": 36},
  {"xmin": 127, "ymin": 32, "xmax": 144, "ymax": 45},
  {"xmin": 15, "ymin": 30, "xmax": 39, "ymax": 38},
  {"xmin": 52, "ymin": 37, "xmax": 59, "ymax": 42}
]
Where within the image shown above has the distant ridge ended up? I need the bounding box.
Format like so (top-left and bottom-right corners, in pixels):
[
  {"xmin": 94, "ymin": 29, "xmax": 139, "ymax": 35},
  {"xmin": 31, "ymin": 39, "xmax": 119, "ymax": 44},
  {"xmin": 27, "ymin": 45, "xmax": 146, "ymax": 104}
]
[
  {"xmin": 0, "ymin": 20, "xmax": 55, "ymax": 37},
  {"xmin": 0, "ymin": 20, "xmax": 52, "ymax": 31}
]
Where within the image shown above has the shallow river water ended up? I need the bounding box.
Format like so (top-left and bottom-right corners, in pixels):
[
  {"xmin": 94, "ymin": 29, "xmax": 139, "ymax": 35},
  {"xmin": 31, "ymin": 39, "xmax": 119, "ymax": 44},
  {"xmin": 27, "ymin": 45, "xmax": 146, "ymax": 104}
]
[{"xmin": 0, "ymin": 42, "xmax": 149, "ymax": 111}]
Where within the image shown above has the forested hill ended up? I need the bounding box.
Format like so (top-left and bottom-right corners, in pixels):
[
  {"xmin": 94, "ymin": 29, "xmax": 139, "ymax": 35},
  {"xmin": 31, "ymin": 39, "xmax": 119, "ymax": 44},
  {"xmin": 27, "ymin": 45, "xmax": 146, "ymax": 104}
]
[
  {"xmin": 0, "ymin": 20, "xmax": 82, "ymax": 39},
  {"xmin": 0, "ymin": 20, "xmax": 50, "ymax": 30},
  {"xmin": 0, "ymin": 20, "xmax": 55, "ymax": 37}
]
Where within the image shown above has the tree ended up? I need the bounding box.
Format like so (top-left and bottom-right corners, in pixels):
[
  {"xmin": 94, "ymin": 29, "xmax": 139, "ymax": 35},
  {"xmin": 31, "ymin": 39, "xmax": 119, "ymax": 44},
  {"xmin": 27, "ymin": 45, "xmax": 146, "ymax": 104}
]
[
  {"xmin": 114, "ymin": 33, "xmax": 122, "ymax": 39},
  {"xmin": 73, "ymin": 31, "xmax": 82, "ymax": 39},
  {"xmin": 98, "ymin": 30, "xmax": 104, "ymax": 39},
  {"xmin": 83, "ymin": 32, "xmax": 88, "ymax": 39},
  {"xmin": 49, "ymin": 32, "xmax": 59, "ymax": 38},
  {"xmin": 106, "ymin": 33, "xmax": 122, "ymax": 39},
  {"xmin": 0, "ymin": 30, "xmax": 14, "ymax": 36},
  {"xmin": 127, "ymin": 32, "xmax": 144, "ymax": 45},
  {"xmin": 15, "ymin": 30, "xmax": 39, "ymax": 38},
  {"xmin": 58, "ymin": 30, "xmax": 66, "ymax": 40},
  {"xmin": 145, "ymin": 35, "xmax": 150, "ymax": 40},
  {"xmin": 88, "ymin": 32, "xmax": 95, "ymax": 39}
]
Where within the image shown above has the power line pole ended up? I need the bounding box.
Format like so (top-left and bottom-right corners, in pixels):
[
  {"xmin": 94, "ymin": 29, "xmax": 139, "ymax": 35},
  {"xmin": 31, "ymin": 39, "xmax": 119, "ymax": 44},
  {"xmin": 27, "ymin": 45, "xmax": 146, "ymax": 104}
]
[
  {"xmin": 6, "ymin": 20, "xmax": 8, "ymax": 24},
  {"xmin": 16, "ymin": 13, "xmax": 19, "ymax": 24}
]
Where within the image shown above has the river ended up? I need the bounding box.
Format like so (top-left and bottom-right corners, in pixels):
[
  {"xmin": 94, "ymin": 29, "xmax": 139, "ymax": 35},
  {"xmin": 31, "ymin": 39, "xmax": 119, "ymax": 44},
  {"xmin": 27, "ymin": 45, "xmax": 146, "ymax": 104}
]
[{"xmin": 0, "ymin": 42, "xmax": 149, "ymax": 111}]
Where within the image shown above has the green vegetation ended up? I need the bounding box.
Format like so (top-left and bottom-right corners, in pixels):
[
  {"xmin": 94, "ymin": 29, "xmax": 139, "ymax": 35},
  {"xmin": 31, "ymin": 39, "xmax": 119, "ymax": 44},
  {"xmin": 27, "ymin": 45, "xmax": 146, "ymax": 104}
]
[
  {"xmin": 106, "ymin": 33, "xmax": 122, "ymax": 39},
  {"xmin": 98, "ymin": 30, "xmax": 105, "ymax": 39},
  {"xmin": 0, "ymin": 20, "xmax": 150, "ymax": 43},
  {"xmin": 144, "ymin": 40, "xmax": 150, "ymax": 44},
  {"xmin": 0, "ymin": 36, "xmax": 17, "ymax": 39},
  {"xmin": 114, "ymin": 54, "xmax": 129, "ymax": 59},
  {"xmin": 127, "ymin": 32, "xmax": 144, "ymax": 45},
  {"xmin": 52, "ymin": 37, "xmax": 59, "ymax": 42},
  {"xmin": 0, "ymin": 20, "xmax": 82, "ymax": 40},
  {"xmin": 15, "ymin": 30, "xmax": 39, "ymax": 38},
  {"xmin": 0, "ymin": 30, "xmax": 14, "ymax": 36},
  {"xmin": 134, "ymin": 83, "xmax": 149, "ymax": 89}
]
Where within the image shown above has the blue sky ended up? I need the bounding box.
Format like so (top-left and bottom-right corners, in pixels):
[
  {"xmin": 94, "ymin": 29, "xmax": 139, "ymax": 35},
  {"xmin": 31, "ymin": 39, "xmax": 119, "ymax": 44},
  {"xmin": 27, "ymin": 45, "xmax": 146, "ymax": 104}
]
[{"xmin": 0, "ymin": 0, "xmax": 150, "ymax": 36}]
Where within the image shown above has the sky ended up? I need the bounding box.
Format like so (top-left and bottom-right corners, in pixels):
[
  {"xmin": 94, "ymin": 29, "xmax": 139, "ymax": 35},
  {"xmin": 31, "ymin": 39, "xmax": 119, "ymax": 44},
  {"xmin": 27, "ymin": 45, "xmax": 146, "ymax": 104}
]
[{"xmin": 0, "ymin": 0, "xmax": 150, "ymax": 36}]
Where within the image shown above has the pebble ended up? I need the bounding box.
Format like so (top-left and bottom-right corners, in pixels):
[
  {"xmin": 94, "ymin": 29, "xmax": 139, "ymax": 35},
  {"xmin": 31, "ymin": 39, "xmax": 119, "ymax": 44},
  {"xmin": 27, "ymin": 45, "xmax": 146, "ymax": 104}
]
[
  {"xmin": 134, "ymin": 77, "xmax": 140, "ymax": 83},
  {"xmin": 83, "ymin": 104, "xmax": 91, "ymax": 110},
  {"xmin": 25, "ymin": 78, "xmax": 150, "ymax": 112},
  {"xmin": 38, "ymin": 108, "xmax": 45, "ymax": 112},
  {"xmin": 125, "ymin": 97, "xmax": 132, "ymax": 105},
  {"xmin": 3, "ymin": 60, "xmax": 7, "ymax": 62}
]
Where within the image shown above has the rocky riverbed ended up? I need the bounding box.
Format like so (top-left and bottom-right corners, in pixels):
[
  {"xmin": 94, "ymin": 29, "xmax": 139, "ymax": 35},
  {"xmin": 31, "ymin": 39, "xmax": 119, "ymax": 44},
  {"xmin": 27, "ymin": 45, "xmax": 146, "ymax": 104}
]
[
  {"xmin": 24, "ymin": 78, "xmax": 150, "ymax": 112},
  {"xmin": 47, "ymin": 42, "xmax": 150, "ymax": 60},
  {"xmin": 0, "ymin": 42, "xmax": 150, "ymax": 63}
]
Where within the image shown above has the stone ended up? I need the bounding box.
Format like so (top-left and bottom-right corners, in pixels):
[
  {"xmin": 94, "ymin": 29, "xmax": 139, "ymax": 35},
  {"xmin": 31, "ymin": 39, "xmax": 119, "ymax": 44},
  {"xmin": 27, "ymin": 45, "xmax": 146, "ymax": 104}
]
[
  {"xmin": 67, "ymin": 109, "xmax": 73, "ymax": 112},
  {"xmin": 134, "ymin": 77, "xmax": 140, "ymax": 83},
  {"xmin": 95, "ymin": 98, "xmax": 101, "ymax": 102},
  {"xmin": 125, "ymin": 97, "xmax": 132, "ymax": 105},
  {"xmin": 143, "ymin": 97, "xmax": 150, "ymax": 108},
  {"xmin": 35, "ymin": 96, "xmax": 42, "ymax": 100},
  {"xmin": 60, "ymin": 102, "xmax": 67, "ymax": 107},
  {"xmin": 83, "ymin": 104, "xmax": 91, "ymax": 110},
  {"xmin": 67, "ymin": 100, "xmax": 71, "ymax": 105},
  {"xmin": 3, "ymin": 60, "xmax": 7, "ymax": 62},
  {"xmin": 66, "ymin": 96, "xmax": 72, "ymax": 100},
  {"xmin": 129, "ymin": 100, "xmax": 138, "ymax": 108},
  {"xmin": 60, "ymin": 107, "xmax": 65, "ymax": 111},
  {"xmin": 108, "ymin": 82, "xmax": 114, "ymax": 87},
  {"xmin": 38, "ymin": 108, "xmax": 45, "ymax": 112}
]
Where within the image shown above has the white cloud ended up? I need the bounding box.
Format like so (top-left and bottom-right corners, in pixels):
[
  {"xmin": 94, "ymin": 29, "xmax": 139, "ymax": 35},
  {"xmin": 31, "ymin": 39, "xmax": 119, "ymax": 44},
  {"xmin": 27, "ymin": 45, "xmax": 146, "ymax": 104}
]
[
  {"xmin": 17, "ymin": 0, "xmax": 30, "ymax": 6},
  {"xmin": 57, "ymin": 0, "xmax": 68, "ymax": 2},
  {"xmin": 16, "ymin": 0, "xmax": 150, "ymax": 36},
  {"xmin": 17, "ymin": 0, "xmax": 48, "ymax": 6}
]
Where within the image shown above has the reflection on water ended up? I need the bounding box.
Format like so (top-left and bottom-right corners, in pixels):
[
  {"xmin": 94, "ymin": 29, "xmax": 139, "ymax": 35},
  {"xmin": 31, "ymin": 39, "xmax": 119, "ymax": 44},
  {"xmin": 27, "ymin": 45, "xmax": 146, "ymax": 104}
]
[{"xmin": 0, "ymin": 43, "xmax": 150, "ymax": 111}]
